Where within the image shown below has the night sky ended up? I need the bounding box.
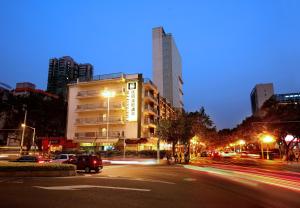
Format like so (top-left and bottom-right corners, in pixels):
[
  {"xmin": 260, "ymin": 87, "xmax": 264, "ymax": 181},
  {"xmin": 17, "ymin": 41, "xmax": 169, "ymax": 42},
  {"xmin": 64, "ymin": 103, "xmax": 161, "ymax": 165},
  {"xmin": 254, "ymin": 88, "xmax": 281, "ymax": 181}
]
[{"xmin": 1, "ymin": 0, "xmax": 300, "ymax": 129}]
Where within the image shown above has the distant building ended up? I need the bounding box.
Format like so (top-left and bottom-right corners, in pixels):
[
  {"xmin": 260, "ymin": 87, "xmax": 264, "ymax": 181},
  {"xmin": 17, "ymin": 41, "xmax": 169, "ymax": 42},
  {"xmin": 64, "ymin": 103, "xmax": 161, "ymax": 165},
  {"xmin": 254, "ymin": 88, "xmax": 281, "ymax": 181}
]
[
  {"xmin": 0, "ymin": 82, "xmax": 12, "ymax": 91},
  {"xmin": 14, "ymin": 82, "xmax": 58, "ymax": 99},
  {"xmin": 275, "ymin": 93, "xmax": 300, "ymax": 104},
  {"xmin": 152, "ymin": 27, "xmax": 183, "ymax": 109},
  {"xmin": 47, "ymin": 56, "xmax": 93, "ymax": 98},
  {"xmin": 250, "ymin": 83, "xmax": 274, "ymax": 115},
  {"xmin": 16, "ymin": 82, "xmax": 36, "ymax": 90}
]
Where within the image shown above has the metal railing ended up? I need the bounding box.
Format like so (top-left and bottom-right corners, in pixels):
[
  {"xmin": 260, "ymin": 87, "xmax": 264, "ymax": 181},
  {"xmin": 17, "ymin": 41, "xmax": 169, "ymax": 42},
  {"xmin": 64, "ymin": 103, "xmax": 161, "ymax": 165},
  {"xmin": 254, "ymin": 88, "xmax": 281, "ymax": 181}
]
[
  {"xmin": 76, "ymin": 116, "xmax": 124, "ymax": 124},
  {"xmin": 77, "ymin": 102, "xmax": 123, "ymax": 110},
  {"xmin": 144, "ymin": 118, "xmax": 157, "ymax": 125},
  {"xmin": 75, "ymin": 131, "xmax": 123, "ymax": 138},
  {"xmin": 77, "ymin": 89, "xmax": 124, "ymax": 97},
  {"xmin": 144, "ymin": 91, "xmax": 157, "ymax": 101},
  {"xmin": 144, "ymin": 105, "xmax": 158, "ymax": 114}
]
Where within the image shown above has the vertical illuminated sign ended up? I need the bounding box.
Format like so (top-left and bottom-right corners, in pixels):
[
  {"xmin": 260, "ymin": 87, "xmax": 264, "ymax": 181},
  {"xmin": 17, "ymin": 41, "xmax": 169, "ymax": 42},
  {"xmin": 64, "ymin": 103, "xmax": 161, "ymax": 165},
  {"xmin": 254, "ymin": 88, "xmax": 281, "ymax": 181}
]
[{"xmin": 127, "ymin": 82, "xmax": 138, "ymax": 121}]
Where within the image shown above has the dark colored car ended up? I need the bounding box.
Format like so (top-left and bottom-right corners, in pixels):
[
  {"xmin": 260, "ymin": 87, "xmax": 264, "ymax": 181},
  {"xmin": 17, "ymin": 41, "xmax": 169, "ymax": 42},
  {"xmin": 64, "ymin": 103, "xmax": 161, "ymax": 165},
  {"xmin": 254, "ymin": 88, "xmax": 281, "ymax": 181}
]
[
  {"xmin": 13, "ymin": 155, "xmax": 49, "ymax": 163},
  {"xmin": 201, "ymin": 152, "xmax": 208, "ymax": 157},
  {"xmin": 74, "ymin": 155, "xmax": 103, "ymax": 173}
]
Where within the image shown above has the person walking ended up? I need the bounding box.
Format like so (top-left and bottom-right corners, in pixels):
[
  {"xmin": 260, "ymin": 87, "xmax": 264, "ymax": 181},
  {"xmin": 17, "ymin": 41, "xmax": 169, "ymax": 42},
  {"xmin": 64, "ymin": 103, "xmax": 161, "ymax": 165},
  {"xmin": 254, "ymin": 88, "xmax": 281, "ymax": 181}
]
[
  {"xmin": 174, "ymin": 153, "xmax": 178, "ymax": 163},
  {"xmin": 179, "ymin": 152, "xmax": 182, "ymax": 163},
  {"xmin": 295, "ymin": 151, "xmax": 299, "ymax": 163}
]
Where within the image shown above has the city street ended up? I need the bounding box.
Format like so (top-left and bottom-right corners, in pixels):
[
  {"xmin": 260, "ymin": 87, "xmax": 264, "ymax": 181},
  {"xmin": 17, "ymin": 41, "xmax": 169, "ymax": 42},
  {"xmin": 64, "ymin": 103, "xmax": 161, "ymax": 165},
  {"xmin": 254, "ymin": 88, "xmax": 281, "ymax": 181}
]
[{"xmin": 1, "ymin": 164, "xmax": 300, "ymax": 208}]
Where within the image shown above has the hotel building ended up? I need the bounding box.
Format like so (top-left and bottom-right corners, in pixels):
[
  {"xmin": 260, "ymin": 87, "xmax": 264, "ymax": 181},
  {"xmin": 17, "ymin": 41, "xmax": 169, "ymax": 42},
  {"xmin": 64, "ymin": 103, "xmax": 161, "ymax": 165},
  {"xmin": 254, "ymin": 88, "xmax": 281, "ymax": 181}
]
[{"xmin": 66, "ymin": 73, "xmax": 174, "ymax": 151}]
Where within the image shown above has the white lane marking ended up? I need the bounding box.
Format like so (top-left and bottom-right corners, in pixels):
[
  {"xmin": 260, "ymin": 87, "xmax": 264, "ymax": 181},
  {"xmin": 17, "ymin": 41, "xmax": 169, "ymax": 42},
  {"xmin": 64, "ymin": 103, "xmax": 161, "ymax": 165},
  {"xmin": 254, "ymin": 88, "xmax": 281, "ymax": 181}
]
[
  {"xmin": 53, "ymin": 175, "xmax": 175, "ymax": 184},
  {"xmin": 33, "ymin": 185, "xmax": 151, "ymax": 192},
  {"xmin": 94, "ymin": 176, "xmax": 175, "ymax": 184}
]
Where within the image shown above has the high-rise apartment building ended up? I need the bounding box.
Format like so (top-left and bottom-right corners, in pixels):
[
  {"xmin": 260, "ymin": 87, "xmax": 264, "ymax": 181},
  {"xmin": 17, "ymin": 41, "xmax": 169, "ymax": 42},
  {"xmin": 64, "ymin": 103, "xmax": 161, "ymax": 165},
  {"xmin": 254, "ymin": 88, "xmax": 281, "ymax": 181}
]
[
  {"xmin": 47, "ymin": 56, "xmax": 93, "ymax": 97},
  {"xmin": 152, "ymin": 27, "xmax": 183, "ymax": 109},
  {"xmin": 66, "ymin": 72, "xmax": 174, "ymax": 151},
  {"xmin": 250, "ymin": 83, "xmax": 274, "ymax": 115}
]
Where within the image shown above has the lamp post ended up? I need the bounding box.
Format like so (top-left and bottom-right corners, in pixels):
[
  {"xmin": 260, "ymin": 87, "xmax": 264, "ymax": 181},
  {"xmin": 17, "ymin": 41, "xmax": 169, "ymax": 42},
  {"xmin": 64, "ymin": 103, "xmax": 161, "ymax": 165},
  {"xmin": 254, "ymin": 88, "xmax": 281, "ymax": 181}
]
[
  {"xmin": 101, "ymin": 90, "xmax": 116, "ymax": 146},
  {"xmin": 21, "ymin": 124, "xmax": 35, "ymax": 154},
  {"xmin": 238, "ymin": 140, "xmax": 245, "ymax": 152},
  {"xmin": 261, "ymin": 135, "xmax": 275, "ymax": 160},
  {"xmin": 229, "ymin": 143, "xmax": 236, "ymax": 152},
  {"xmin": 20, "ymin": 109, "xmax": 27, "ymax": 155}
]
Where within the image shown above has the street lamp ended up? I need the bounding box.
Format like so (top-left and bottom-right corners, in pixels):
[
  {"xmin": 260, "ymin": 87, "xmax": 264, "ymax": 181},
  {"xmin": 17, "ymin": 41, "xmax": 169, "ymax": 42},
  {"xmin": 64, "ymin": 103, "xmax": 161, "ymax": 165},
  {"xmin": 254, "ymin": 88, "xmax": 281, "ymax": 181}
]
[
  {"xmin": 238, "ymin": 140, "xmax": 245, "ymax": 152},
  {"xmin": 20, "ymin": 109, "xmax": 27, "ymax": 155},
  {"xmin": 229, "ymin": 143, "xmax": 236, "ymax": 152},
  {"xmin": 21, "ymin": 124, "xmax": 36, "ymax": 154},
  {"xmin": 101, "ymin": 90, "xmax": 116, "ymax": 145},
  {"xmin": 261, "ymin": 135, "xmax": 275, "ymax": 160}
]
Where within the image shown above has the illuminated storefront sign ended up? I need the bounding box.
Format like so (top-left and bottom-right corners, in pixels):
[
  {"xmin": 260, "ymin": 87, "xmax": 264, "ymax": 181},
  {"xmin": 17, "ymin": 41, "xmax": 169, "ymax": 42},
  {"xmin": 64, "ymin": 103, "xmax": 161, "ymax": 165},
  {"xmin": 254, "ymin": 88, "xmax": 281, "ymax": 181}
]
[{"xmin": 127, "ymin": 82, "xmax": 138, "ymax": 121}]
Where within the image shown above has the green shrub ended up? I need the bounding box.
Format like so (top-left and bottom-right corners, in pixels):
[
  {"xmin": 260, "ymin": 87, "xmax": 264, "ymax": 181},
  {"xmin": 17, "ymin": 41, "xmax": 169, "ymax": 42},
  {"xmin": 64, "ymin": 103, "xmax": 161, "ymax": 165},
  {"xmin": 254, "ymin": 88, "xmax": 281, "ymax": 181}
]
[{"xmin": 0, "ymin": 162, "xmax": 76, "ymax": 172}]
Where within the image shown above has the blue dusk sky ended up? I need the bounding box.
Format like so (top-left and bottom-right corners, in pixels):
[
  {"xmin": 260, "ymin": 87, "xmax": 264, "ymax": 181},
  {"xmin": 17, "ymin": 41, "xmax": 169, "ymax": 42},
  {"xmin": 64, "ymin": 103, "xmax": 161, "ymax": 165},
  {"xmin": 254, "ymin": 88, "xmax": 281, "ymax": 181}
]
[{"xmin": 0, "ymin": 0, "xmax": 300, "ymax": 129}]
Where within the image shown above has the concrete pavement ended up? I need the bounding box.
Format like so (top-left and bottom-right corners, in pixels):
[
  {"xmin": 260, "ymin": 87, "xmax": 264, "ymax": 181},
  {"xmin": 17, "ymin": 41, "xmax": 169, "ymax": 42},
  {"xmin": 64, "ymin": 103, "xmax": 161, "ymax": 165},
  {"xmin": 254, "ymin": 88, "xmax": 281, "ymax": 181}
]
[{"xmin": 1, "ymin": 164, "xmax": 300, "ymax": 208}]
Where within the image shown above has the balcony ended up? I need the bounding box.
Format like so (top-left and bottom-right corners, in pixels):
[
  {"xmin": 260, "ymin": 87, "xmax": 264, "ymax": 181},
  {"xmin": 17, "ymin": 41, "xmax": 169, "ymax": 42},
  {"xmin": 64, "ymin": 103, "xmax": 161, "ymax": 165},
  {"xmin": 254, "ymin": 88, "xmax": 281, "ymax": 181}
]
[
  {"xmin": 76, "ymin": 102, "xmax": 124, "ymax": 112},
  {"xmin": 77, "ymin": 89, "xmax": 125, "ymax": 98},
  {"xmin": 144, "ymin": 105, "xmax": 157, "ymax": 115},
  {"xmin": 75, "ymin": 131, "xmax": 123, "ymax": 139},
  {"xmin": 144, "ymin": 91, "xmax": 157, "ymax": 103},
  {"xmin": 143, "ymin": 78, "xmax": 157, "ymax": 90},
  {"xmin": 75, "ymin": 116, "xmax": 125, "ymax": 126},
  {"xmin": 144, "ymin": 118, "xmax": 157, "ymax": 125}
]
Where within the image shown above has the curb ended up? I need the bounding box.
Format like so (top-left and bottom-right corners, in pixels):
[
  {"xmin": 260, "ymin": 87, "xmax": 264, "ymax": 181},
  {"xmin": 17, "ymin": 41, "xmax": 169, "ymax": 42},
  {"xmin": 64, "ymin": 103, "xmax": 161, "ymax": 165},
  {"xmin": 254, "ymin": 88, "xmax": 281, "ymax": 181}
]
[{"xmin": 0, "ymin": 170, "xmax": 76, "ymax": 177}]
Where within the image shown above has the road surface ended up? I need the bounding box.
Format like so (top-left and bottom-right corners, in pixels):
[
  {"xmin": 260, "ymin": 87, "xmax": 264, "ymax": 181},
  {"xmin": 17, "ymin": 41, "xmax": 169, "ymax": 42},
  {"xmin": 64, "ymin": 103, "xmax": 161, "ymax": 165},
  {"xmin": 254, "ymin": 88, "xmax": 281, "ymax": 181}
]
[{"xmin": 0, "ymin": 164, "xmax": 300, "ymax": 208}]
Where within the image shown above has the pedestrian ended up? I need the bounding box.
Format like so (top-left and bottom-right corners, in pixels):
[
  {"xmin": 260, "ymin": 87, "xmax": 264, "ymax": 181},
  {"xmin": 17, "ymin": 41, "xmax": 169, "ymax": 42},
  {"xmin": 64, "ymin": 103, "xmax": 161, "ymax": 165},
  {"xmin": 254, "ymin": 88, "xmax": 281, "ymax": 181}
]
[
  {"xmin": 295, "ymin": 152, "xmax": 299, "ymax": 163},
  {"xmin": 174, "ymin": 153, "xmax": 178, "ymax": 163},
  {"xmin": 184, "ymin": 151, "xmax": 189, "ymax": 164},
  {"xmin": 179, "ymin": 152, "xmax": 182, "ymax": 163}
]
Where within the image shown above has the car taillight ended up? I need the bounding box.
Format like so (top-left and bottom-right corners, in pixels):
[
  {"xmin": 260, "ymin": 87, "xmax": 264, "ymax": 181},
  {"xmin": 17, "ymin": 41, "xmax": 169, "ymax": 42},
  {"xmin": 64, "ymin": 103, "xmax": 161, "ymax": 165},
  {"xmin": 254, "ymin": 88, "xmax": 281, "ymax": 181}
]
[
  {"xmin": 38, "ymin": 161, "xmax": 44, "ymax": 164},
  {"xmin": 93, "ymin": 160, "xmax": 97, "ymax": 164}
]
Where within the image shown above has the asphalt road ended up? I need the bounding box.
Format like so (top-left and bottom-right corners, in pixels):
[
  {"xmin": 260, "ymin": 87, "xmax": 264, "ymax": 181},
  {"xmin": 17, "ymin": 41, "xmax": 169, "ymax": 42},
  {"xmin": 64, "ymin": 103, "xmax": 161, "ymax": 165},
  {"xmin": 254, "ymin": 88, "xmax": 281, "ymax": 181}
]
[{"xmin": 0, "ymin": 164, "xmax": 300, "ymax": 208}]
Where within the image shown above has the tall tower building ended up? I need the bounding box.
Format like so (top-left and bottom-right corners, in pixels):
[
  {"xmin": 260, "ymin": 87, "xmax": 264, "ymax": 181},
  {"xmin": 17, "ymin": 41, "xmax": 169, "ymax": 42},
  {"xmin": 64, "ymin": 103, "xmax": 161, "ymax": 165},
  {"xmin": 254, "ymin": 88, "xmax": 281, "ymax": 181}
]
[
  {"xmin": 47, "ymin": 56, "xmax": 93, "ymax": 97},
  {"xmin": 152, "ymin": 27, "xmax": 183, "ymax": 109},
  {"xmin": 250, "ymin": 83, "xmax": 274, "ymax": 115}
]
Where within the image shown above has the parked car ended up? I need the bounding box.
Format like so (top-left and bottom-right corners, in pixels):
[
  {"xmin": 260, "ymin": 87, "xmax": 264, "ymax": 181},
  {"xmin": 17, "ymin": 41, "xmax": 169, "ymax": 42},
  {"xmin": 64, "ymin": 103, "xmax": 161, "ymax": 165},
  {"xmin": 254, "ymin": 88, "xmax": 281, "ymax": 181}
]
[
  {"xmin": 211, "ymin": 151, "xmax": 221, "ymax": 159},
  {"xmin": 13, "ymin": 155, "xmax": 49, "ymax": 163},
  {"xmin": 50, "ymin": 154, "xmax": 76, "ymax": 163},
  {"xmin": 74, "ymin": 155, "xmax": 103, "ymax": 173},
  {"xmin": 201, "ymin": 151, "xmax": 208, "ymax": 157}
]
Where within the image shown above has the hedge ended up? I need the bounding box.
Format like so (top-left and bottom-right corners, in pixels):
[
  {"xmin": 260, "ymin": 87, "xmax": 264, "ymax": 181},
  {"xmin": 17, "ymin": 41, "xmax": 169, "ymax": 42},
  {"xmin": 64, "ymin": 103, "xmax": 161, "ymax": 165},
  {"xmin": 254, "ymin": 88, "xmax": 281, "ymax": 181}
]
[{"xmin": 0, "ymin": 162, "xmax": 76, "ymax": 172}]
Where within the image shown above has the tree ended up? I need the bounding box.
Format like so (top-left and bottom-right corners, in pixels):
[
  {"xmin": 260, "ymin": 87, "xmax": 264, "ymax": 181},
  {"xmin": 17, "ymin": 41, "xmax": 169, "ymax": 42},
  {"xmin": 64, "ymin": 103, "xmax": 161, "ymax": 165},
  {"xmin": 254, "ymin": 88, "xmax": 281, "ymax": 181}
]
[
  {"xmin": 157, "ymin": 107, "xmax": 216, "ymax": 156},
  {"xmin": 0, "ymin": 92, "xmax": 67, "ymax": 148}
]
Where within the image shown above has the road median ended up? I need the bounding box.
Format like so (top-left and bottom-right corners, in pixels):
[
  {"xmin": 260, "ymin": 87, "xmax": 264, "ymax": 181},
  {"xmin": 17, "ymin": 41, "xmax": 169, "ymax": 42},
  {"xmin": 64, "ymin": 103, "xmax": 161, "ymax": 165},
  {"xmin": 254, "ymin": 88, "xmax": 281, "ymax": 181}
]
[{"xmin": 0, "ymin": 161, "xmax": 76, "ymax": 177}]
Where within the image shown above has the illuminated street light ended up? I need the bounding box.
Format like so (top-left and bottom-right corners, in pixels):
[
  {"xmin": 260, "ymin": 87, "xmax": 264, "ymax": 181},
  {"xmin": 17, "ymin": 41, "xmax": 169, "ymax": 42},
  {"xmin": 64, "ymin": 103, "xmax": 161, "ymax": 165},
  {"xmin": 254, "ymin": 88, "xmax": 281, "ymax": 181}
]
[
  {"xmin": 260, "ymin": 134, "xmax": 275, "ymax": 160},
  {"xmin": 229, "ymin": 143, "xmax": 236, "ymax": 152},
  {"xmin": 21, "ymin": 123, "xmax": 36, "ymax": 154},
  {"xmin": 101, "ymin": 89, "xmax": 116, "ymax": 146},
  {"xmin": 237, "ymin": 140, "xmax": 245, "ymax": 152},
  {"xmin": 238, "ymin": 140, "xmax": 246, "ymax": 145}
]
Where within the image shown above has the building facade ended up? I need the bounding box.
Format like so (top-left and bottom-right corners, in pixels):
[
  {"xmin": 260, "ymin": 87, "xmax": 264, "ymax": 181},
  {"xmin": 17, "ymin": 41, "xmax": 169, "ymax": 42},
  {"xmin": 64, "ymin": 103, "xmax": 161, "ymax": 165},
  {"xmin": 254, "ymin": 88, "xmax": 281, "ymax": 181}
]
[
  {"xmin": 47, "ymin": 56, "xmax": 93, "ymax": 98},
  {"xmin": 152, "ymin": 27, "xmax": 183, "ymax": 109},
  {"xmin": 66, "ymin": 73, "xmax": 173, "ymax": 151},
  {"xmin": 250, "ymin": 83, "xmax": 274, "ymax": 115}
]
